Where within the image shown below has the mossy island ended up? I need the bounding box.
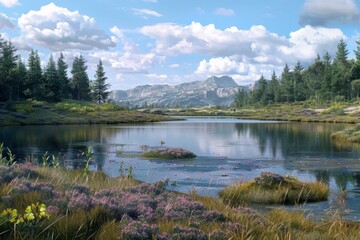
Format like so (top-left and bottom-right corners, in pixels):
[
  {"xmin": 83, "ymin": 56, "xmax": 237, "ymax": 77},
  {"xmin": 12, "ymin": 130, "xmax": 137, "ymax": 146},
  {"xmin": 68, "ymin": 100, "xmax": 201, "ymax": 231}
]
[
  {"xmin": 142, "ymin": 148, "xmax": 197, "ymax": 159},
  {"xmin": 220, "ymin": 172, "xmax": 329, "ymax": 206}
]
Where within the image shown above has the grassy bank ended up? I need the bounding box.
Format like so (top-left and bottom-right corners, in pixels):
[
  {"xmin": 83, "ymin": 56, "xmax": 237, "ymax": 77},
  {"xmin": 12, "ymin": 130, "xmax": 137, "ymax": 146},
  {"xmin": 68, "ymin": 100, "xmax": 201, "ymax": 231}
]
[
  {"xmin": 0, "ymin": 162, "xmax": 360, "ymax": 239},
  {"xmin": 153, "ymin": 101, "xmax": 360, "ymax": 124},
  {"xmin": 0, "ymin": 100, "xmax": 177, "ymax": 126},
  {"xmin": 332, "ymin": 124, "xmax": 360, "ymax": 144}
]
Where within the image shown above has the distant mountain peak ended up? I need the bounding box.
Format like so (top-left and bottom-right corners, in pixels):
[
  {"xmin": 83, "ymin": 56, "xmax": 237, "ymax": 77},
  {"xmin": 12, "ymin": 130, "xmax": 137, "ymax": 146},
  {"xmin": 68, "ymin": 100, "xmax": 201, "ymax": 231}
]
[
  {"xmin": 109, "ymin": 76, "xmax": 249, "ymax": 108},
  {"xmin": 205, "ymin": 76, "xmax": 239, "ymax": 88}
]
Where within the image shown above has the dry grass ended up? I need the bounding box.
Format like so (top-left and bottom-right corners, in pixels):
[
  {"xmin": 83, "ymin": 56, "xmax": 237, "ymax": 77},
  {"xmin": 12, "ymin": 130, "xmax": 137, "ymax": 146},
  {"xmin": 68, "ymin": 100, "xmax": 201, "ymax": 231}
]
[{"xmin": 219, "ymin": 178, "xmax": 329, "ymax": 206}]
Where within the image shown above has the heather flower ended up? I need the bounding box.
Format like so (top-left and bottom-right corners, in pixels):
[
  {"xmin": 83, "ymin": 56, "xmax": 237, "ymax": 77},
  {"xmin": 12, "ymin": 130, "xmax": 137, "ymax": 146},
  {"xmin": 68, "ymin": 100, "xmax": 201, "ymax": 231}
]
[
  {"xmin": 121, "ymin": 221, "xmax": 158, "ymax": 240},
  {"xmin": 46, "ymin": 205, "xmax": 59, "ymax": 215},
  {"xmin": 209, "ymin": 229, "xmax": 227, "ymax": 240},
  {"xmin": 202, "ymin": 210, "xmax": 226, "ymax": 222},
  {"xmin": 65, "ymin": 185, "xmax": 92, "ymax": 210},
  {"xmin": 171, "ymin": 226, "xmax": 207, "ymax": 240}
]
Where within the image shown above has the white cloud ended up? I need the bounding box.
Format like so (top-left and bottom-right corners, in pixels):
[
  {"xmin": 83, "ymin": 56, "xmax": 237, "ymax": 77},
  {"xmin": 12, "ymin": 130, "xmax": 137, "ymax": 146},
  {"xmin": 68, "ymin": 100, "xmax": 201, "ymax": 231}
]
[
  {"xmin": 0, "ymin": 0, "xmax": 19, "ymax": 8},
  {"xmin": 300, "ymin": 0, "xmax": 360, "ymax": 26},
  {"xmin": 140, "ymin": 22, "xmax": 344, "ymax": 63},
  {"xmin": 169, "ymin": 63, "xmax": 180, "ymax": 68},
  {"xmin": 280, "ymin": 25, "xmax": 345, "ymax": 61},
  {"xmin": 89, "ymin": 49, "xmax": 165, "ymax": 74},
  {"xmin": 143, "ymin": 0, "xmax": 157, "ymax": 2},
  {"xmin": 146, "ymin": 74, "xmax": 168, "ymax": 81},
  {"xmin": 132, "ymin": 8, "xmax": 162, "ymax": 18},
  {"xmin": 0, "ymin": 13, "xmax": 14, "ymax": 29},
  {"xmin": 17, "ymin": 3, "xmax": 116, "ymax": 51},
  {"xmin": 215, "ymin": 8, "xmax": 235, "ymax": 16},
  {"xmin": 140, "ymin": 22, "xmax": 345, "ymax": 83}
]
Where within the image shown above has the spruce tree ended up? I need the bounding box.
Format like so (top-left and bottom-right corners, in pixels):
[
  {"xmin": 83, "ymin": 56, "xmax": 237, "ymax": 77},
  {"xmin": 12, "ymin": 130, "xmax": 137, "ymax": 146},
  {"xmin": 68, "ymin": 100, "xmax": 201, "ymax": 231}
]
[
  {"xmin": 333, "ymin": 39, "xmax": 351, "ymax": 100},
  {"xmin": 15, "ymin": 57, "xmax": 27, "ymax": 100},
  {"xmin": 280, "ymin": 63, "xmax": 293, "ymax": 102},
  {"xmin": 92, "ymin": 59, "xmax": 110, "ymax": 103},
  {"xmin": 25, "ymin": 49, "xmax": 44, "ymax": 100},
  {"xmin": 57, "ymin": 53, "xmax": 70, "ymax": 99},
  {"xmin": 0, "ymin": 41, "xmax": 18, "ymax": 101},
  {"xmin": 71, "ymin": 55, "xmax": 91, "ymax": 101},
  {"xmin": 44, "ymin": 55, "xmax": 61, "ymax": 102}
]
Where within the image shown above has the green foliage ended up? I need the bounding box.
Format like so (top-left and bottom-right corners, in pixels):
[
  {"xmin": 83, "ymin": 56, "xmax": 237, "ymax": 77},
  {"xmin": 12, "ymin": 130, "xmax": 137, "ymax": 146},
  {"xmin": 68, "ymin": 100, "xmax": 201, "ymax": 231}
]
[
  {"xmin": 81, "ymin": 147, "xmax": 93, "ymax": 176},
  {"xmin": 91, "ymin": 59, "xmax": 110, "ymax": 104},
  {"xmin": 71, "ymin": 55, "xmax": 91, "ymax": 101}
]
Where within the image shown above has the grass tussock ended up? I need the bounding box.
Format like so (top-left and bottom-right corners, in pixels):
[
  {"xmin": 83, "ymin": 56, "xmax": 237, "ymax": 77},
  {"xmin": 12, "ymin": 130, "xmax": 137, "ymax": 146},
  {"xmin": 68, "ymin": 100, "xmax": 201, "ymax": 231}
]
[
  {"xmin": 332, "ymin": 124, "xmax": 360, "ymax": 144},
  {"xmin": 219, "ymin": 173, "xmax": 329, "ymax": 206},
  {"xmin": 0, "ymin": 161, "xmax": 359, "ymax": 240},
  {"xmin": 142, "ymin": 148, "xmax": 197, "ymax": 159}
]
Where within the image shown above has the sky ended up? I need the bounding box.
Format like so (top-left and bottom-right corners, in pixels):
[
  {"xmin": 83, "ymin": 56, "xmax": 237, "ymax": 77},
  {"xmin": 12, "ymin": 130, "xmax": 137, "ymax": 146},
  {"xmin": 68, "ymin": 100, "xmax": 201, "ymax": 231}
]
[{"xmin": 0, "ymin": 0, "xmax": 360, "ymax": 90}]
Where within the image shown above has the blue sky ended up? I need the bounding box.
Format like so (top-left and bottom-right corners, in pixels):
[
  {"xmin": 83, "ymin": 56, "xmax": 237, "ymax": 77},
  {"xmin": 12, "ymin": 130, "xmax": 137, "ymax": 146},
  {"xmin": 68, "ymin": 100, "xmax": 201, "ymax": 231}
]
[{"xmin": 0, "ymin": 0, "xmax": 359, "ymax": 90}]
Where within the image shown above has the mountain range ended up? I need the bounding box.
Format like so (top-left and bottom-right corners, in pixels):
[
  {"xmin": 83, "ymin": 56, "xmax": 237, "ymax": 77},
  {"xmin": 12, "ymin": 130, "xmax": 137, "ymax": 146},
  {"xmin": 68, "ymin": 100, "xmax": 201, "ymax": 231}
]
[{"xmin": 109, "ymin": 76, "xmax": 249, "ymax": 108}]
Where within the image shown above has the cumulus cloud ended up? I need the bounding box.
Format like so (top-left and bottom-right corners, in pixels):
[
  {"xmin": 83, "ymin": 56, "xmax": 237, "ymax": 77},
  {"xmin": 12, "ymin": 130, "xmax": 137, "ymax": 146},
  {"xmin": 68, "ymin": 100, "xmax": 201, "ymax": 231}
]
[
  {"xmin": 215, "ymin": 8, "xmax": 235, "ymax": 16},
  {"xmin": 0, "ymin": 0, "xmax": 19, "ymax": 8},
  {"xmin": 300, "ymin": 0, "xmax": 360, "ymax": 26},
  {"xmin": 139, "ymin": 22, "xmax": 346, "ymax": 83},
  {"xmin": 0, "ymin": 13, "xmax": 14, "ymax": 29},
  {"xmin": 17, "ymin": 3, "xmax": 116, "ymax": 51},
  {"xmin": 132, "ymin": 8, "xmax": 162, "ymax": 18},
  {"xmin": 140, "ymin": 22, "xmax": 344, "ymax": 62},
  {"xmin": 89, "ymin": 47, "xmax": 165, "ymax": 74}
]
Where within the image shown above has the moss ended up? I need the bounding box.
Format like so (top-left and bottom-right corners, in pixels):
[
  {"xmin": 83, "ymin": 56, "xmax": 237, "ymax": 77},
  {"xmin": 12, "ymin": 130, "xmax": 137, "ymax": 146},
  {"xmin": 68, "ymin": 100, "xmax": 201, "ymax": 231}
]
[{"xmin": 142, "ymin": 148, "xmax": 197, "ymax": 159}]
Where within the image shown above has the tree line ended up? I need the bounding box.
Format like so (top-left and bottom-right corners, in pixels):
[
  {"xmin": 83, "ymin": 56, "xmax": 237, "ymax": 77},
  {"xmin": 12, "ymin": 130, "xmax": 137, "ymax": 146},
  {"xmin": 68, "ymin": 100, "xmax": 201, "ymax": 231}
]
[
  {"xmin": 0, "ymin": 35, "xmax": 110, "ymax": 103},
  {"xmin": 234, "ymin": 39, "xmax": 360, "ymax": 107}
]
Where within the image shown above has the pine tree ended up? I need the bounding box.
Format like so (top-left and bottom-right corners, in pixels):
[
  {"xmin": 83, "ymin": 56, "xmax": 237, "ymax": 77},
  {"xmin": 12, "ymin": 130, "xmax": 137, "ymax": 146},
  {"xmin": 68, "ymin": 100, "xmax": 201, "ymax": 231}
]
[
  {"xmin": 304, "ymin": 55, "xmax": 325, "ymax": 102},
  {"xmin": 92, "ymin": 59, "xmax": 110, "ymax": 103},
  {"xmin": 280, "ymin": 63, "xmax": 293, "ymax": 102},
  {"xmin": 234, "ymin": 89, "xmax": 250, "ymax": 108},
  {"xmin": 57, "ymin": 53, "xmax": 70, "ymax": 99},
  {"xmin": 71, "ymin": 55, "xmax": 91, "ymax": 101},
  {"xmin": 267, "ymin": 71, "xmax": 281, "ymax": 103},
  {"xmin": 293, "ymin": 61, "xmax": 305, "ymax": 101},
  {"xmin": 44, "ymin": 55, "xmax": 61, "ymax": 102},
  {"xmin": 25, "ymin": 49, "xmax": 44, "ymax": 100},
  {"xmin": 15, "ymin": 57, "xmax": 27, "ymax": 100},
  {"xmin": 251, "ymin": 75, "xmax": 269, "ymax": 105},
  {"xmin": 0, "ymin": 41, "xmax": 18, "ymax": 101},
  {"xmin": 333, "ymin": 39, "xmax": 351, "ymax": 100}
]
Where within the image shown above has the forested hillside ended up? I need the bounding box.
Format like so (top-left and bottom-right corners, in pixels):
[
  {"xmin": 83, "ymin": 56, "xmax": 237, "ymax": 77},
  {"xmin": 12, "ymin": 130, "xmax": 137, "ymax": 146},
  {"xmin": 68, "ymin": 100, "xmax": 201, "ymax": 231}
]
[
  {"xmin": 0, "ymin": 35, "xmax": 110, "ymax": 103},
  {"xmin": 234, "ymin": 39, "xmax": 360, "ymax": 107}
]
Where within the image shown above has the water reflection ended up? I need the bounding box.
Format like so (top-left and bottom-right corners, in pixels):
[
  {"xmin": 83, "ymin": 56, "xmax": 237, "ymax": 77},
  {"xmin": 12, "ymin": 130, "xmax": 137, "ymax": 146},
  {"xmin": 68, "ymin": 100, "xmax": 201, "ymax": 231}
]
[{"xmin": 1, "ymin": 118, "xmax": 360, "ymax": 217}]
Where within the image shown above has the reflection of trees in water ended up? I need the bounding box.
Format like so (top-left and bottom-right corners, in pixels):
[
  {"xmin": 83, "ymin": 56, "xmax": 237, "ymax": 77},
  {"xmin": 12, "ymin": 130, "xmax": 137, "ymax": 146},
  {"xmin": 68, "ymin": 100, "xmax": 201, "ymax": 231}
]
[
  {"xmin": 235, "ymin": 122, "xmax": 347, "ymax": 160},
  {"xmin": 0, "ymin": 125, "xmax": 119, "ymax": 167},
  {"xmin": 314, "ymin": 170, "xmax": 360, "ymax": 191}
]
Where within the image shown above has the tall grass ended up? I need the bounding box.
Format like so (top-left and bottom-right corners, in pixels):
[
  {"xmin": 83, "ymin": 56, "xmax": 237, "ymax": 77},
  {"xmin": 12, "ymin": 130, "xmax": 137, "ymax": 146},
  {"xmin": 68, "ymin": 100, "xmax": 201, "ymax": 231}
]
[{"xmin": 219, "ymin": 177, "xmax": 329, "ymax": 206}]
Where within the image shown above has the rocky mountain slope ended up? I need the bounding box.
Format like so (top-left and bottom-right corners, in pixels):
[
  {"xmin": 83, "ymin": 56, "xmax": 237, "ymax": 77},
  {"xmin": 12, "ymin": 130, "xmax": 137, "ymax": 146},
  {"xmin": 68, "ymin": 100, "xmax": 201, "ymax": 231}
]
[{"xmin": 109, "ymin": 76, "xmax": 249, "ymax": 107}]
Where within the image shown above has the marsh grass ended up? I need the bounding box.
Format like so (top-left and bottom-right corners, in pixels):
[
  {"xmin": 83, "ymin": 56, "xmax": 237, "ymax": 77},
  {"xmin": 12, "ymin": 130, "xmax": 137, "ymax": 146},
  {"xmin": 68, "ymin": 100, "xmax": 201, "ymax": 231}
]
[
  {"xmin": 34, "ymin": 167, "xmax": 139, "ymax": 192},
  {"xmin": 332, "ymin": 124, "xmax": 360, "ymax": 144},
  {"xmin": 0, "ymin": 160, "xmax": 359, "ymax": 239},
  {"xmin": 219, "ymin": 177, "xmax": 329, "ymax": 206}
]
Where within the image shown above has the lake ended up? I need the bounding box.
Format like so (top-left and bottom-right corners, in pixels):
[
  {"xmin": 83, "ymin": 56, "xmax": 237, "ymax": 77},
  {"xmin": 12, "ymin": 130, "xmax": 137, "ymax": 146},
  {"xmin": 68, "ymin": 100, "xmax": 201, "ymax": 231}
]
[{"xmin": 1, "ymin": 117, "xmax": 360, "ymax": 220}]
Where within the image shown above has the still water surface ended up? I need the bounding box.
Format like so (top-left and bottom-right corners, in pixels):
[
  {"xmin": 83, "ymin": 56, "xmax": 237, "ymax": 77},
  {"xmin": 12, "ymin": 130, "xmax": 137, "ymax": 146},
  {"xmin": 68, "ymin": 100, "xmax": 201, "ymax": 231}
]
[{"xmin": 1, "ymin": 117, "xmax": 360, "ymax": 219}]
